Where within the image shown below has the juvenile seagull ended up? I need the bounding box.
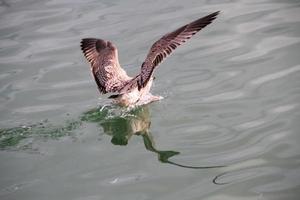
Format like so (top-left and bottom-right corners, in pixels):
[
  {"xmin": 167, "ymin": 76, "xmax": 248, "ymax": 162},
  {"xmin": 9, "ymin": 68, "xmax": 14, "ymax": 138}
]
[{"xmin": 81, "ymin": 11, "xmax": 219, "ymax": 107}]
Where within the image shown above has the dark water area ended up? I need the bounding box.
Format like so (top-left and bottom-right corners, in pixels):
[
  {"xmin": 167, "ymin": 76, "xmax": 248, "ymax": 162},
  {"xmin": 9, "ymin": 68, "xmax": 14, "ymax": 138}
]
[{"xmin": 1, "ymin": 0, "xmax": 300, "ymax": 199}]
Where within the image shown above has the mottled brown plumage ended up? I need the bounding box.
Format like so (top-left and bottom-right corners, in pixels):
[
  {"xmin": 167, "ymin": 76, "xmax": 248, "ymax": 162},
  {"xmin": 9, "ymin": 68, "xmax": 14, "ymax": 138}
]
[
  {"xmin": 81, "ymin": 11, "xmax": 220, "ymax": 106},
  {"xmin": 81, "ymin": 38, "xmax": 131, "ymax": 94}
]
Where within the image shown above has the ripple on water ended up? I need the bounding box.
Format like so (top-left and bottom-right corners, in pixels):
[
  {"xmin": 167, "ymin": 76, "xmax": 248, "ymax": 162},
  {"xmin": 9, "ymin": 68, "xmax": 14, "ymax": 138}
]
[{"xmin": 0, "ymin": 0, "xmax": 300, "ymax": 199}]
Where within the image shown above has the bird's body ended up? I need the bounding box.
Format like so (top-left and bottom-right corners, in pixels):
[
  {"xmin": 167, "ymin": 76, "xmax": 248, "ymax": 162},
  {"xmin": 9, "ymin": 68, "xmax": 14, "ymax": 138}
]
[
  {"xmin": 81, "ymin": 11, "xmax": 219, "ymax": 107},
  {"xmin": 111, "ymin": 77, "xmax": 161, "ymax": 107}
]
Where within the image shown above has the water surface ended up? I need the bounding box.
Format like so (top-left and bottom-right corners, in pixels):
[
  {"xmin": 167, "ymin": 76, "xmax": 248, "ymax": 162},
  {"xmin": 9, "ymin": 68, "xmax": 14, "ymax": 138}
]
[{"xmin": 1, "ymin": 0, "xmax": 300, "ymax": 199}]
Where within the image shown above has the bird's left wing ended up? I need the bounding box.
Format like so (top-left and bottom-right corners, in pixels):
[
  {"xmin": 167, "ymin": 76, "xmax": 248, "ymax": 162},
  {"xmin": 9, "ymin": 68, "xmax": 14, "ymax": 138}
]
[{"xmin": 131, "ymin": 11, "xmax": 220, "ymax": 90}]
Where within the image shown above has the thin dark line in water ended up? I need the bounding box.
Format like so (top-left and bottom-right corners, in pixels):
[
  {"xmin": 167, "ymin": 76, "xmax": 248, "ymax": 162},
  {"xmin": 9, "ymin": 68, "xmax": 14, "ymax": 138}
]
[
  {"xmin": 212, "ymin": 172, "xmax": 229, "ymax": 185},
  {"xmin": 166, "ymin": 160, "xmax": 226, "ymax": 169}
]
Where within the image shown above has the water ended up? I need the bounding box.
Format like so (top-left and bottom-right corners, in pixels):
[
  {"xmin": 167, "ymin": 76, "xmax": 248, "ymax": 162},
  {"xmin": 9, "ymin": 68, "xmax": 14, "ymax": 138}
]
[{"xmin": 1, "ymin": 0, "xmax": 300, "ymax": 199}]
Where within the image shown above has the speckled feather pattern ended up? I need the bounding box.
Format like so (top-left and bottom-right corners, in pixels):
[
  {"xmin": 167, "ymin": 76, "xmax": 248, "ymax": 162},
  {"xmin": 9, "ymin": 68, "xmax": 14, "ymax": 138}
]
[{"xmin": 80, "ymin": 11, "xmax": 219, "ymax": 106}]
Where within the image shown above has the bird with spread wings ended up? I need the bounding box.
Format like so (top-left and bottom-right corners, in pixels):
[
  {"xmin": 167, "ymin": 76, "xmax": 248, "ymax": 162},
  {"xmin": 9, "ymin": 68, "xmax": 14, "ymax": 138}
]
[{"xmin": 81, "ymin": 11, "xmax": 220, "ymax": 107}]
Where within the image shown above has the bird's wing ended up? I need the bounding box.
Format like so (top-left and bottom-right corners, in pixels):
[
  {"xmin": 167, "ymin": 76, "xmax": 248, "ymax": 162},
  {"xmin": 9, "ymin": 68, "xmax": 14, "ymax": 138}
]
[
  {"xmin": 81, "ymin": 38, "xmax": 131, "ymax": 94},
  {"xmin": 129, "ymin": 11, "xmax": 220, "ymax": 90}
]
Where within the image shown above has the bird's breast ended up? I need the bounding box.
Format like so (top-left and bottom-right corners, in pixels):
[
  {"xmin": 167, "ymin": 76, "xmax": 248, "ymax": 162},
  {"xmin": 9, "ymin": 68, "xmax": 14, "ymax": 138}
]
[{"xmin": 113, "ymin": 77, "xmax": 154, "ymax": 106}]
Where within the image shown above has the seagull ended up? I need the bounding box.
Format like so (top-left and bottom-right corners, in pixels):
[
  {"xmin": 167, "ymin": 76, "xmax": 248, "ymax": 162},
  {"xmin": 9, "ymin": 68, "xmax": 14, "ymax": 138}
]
[{"xmin": 81, "ymin": 11, "xmax": 219, "ymax": 107}]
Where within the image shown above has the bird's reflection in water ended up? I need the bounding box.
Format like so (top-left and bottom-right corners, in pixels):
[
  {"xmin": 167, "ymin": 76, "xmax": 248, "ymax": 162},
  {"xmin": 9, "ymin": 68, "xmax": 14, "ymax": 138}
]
[{"xmin": 81, "ymin": 105, "xmax": 224, "ymax": 169}]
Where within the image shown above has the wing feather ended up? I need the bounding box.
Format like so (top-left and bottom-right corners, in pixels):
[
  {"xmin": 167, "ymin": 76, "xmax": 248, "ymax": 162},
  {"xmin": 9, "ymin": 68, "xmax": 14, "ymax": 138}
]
[
  {"xmin": 81, "ymin": 38, "xmax": 131, "ymax": 94},
  {"xmin": 137, "ymin": 11, "xmax": 220, "ymax": 88}
]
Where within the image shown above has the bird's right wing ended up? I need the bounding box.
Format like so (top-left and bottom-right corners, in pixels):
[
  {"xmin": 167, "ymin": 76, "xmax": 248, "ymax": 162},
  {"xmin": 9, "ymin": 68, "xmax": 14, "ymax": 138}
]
[{"xmin": 81, "ymin": 38, "xmax": 130, "ymax": 94}]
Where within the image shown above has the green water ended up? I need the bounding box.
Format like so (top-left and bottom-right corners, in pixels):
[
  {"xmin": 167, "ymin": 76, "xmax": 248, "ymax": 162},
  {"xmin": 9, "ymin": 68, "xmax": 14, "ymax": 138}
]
[
  {"xmin": 1, "ymin": 0, "xmax": 300, "ymax": 199},
  {"xmin": 1, "ymin": 105, "xmax": 226, "ymax": 169}
]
